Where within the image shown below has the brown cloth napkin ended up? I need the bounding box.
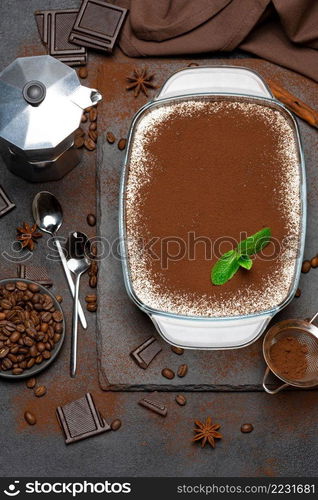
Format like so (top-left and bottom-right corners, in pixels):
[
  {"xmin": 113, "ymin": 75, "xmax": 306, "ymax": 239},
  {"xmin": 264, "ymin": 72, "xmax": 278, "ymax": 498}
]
[{"xmin": 118, "ymin": 0, "xmax": 318, "ymax": 82}]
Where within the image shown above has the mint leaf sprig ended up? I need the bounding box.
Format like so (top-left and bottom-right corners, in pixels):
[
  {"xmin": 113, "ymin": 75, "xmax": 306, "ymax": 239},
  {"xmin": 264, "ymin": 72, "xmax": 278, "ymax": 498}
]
[{"xmin": 211, "ymin": 227, "xmax": 271, "ymax": 286}]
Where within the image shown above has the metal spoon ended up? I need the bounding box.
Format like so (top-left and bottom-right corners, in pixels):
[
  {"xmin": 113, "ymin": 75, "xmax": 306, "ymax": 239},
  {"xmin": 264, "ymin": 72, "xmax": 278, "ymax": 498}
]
[
  {"xmin": 67, "ymin": 232, "xmax": 91, "ymax": 378},
  {"xmin": 32, "ymin": 191, "xmax": 87, "ymax": 329}
]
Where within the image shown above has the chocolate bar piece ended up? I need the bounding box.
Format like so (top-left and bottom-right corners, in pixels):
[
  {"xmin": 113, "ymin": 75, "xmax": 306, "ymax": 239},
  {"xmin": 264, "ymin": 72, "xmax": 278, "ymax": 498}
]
[
  {"xmin": 56, "ymin": 393, "xmax": 110, "ymax": 444},
  {"xmin": 35, "ymin": 9, "xmax": 87, "ymax": 66},
  {"xmin": 130, "ymin": 336, "xmax": 162, "ymax": 369},
  {"xmin": 17, "ymin": 264, "xmax": 53, "ymax": 288},
  {"xmin": 0, "ymin": 186, "xmax": 15, "ymax": 218},
  {"xmin": 69, "ymin": 0, "xmax": 127, "ymax": 53},
  {"xmin": 138, "ymin": 397, "xmax": 167, "ymax": 417}
]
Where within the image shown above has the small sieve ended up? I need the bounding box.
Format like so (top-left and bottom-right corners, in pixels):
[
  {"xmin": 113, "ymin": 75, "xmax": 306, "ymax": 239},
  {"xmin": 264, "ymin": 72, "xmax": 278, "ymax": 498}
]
[{"xmin": 262, "ymin": 312, "xmax": 318, "ymax": 394}]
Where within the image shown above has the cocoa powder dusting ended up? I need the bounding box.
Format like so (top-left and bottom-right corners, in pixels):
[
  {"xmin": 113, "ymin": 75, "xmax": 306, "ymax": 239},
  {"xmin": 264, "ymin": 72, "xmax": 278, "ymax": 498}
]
[
  {"xmin": 126, "ymin": 97, "xmax": 301, "ymax": 317},
  {"xmin": 270, "ymin": 336, "xmax": 308, "ymax": 380}
]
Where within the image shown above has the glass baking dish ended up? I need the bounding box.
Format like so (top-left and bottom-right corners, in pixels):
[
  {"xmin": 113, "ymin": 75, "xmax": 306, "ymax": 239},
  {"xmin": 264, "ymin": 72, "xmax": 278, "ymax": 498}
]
[{"xmin": 119, "ymin": 66, "xmax": 306, "ymax": 350}]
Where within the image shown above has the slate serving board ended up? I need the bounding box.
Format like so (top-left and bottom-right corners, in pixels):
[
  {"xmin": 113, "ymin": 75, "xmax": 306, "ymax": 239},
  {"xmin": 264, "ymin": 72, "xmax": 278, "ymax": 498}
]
[{"xmin": 96, "ymin": 57, "xmax": 318, "ymax": 391}]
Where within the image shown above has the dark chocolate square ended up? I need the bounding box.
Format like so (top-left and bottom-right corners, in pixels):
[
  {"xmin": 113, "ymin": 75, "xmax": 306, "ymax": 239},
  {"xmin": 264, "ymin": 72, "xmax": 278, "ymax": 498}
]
[
  {"xmin": 17, "ymin": 264, "xmax": 53, "ymax": 288},
  {"xmin": 130, "ymin": 336, "xmax": 162, "ymax": 369},
  {"xmin": 69, "ymin": 0, "xmax": 127, "ymax": 53},
  {"xmin": 56, "ymin": 393, "xmax": 110, "ymax": 444},
  {"xmin": 35, "ymin": 9, "xmax": 87, "ymax": 66}
]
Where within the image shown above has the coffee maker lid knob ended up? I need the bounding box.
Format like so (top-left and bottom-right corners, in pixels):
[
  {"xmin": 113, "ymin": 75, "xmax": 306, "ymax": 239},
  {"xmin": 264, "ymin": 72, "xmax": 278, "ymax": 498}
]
[{"xmin": 23, "ymin": 81, "xmax": 46, "ymax": 105}]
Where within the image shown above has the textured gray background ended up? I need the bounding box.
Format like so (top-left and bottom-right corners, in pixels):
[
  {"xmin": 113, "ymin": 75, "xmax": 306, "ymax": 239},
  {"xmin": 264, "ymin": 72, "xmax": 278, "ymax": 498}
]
[{"xmin": 1, "ymin": 0, "xmax": 318, "ymax": 478}]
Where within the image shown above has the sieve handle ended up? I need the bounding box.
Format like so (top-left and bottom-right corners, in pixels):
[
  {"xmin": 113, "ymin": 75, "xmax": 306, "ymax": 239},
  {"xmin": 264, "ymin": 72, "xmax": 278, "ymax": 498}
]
[
  {"xmin": 262, "ymin": 366, "xmax": 289, "ymax": 395},
  {"xmin": 309, "ymin": 311, "xmax": 318, "ymax": 324}
]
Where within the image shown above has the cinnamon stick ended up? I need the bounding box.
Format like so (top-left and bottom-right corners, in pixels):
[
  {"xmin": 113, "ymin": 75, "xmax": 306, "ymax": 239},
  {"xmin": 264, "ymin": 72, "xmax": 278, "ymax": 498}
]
[{"xmin": 268, "ymin": 80, "xmax": 318, "ymax": 129}]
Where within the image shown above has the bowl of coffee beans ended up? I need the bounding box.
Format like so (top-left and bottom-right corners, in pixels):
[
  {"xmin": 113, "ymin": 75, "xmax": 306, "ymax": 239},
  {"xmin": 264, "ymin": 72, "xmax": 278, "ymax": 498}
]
[{"xmin": 0, "ymin": 279, "xmax": 65, "ymax": 379}]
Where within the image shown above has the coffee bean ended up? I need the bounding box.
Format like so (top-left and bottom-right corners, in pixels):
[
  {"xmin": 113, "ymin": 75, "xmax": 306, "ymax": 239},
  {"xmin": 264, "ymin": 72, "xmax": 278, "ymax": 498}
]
[
  {"xmin": 41, "ymin": 312, "xmax": 51, "ymax": 322},
  {"xmin": 87, "ymin": 123, "xmax": 96, "ymax": 133},
  {"xmin": 29, "ymin": 345, "xmax": 38, "ymax": 358},
  {"xmin": 55, "ymin": 295, "xmax": 63, "ymax": 303},
  {"xmin": 111, "ymin": 419, "xmax": 122, "ymax": 431},
  {"xmin": 37, "ymin": 342, "xmax": 45, "ymax": 353},
  {"xmin": 54, "ymin": 323, "xmax": 63, "ymax": 334},
  {"xmin": 85, "ymin": 294, "xmax": 97, "ymax": 303},
  {"xmin": 106, "ymin": 131, "xmax": 116, "ymax": 144},
  {"xmin": 88, "ymin": 130, "xmax": 98, "ymax": 142},
  {"xmin": 295, "ymin": 288, "xmax": 301, "ymax": 298},
  {"xmin": 302, "ymin": 260, "xmax": 311, "ymax": 273},
  {"xmin": 53, "ymin": 333, "xmax": 61, "ymax": 344},
  {"xmin": 241, "ymin": 423, "xmax": 254, "ymax": 433},
  {"xmin": 5, "ymin": 283, "xmax": 15, "ymax": 291},
  {"xmin": 52, "ymin": 311, "xmax": 63, "ymax": 322},
  {"xmin": 89, "ymin": 275, "xmax": 97, "ymax": 288},
  {"xmin": 0, "ymin": 313, "xmax": 6, "ymax": 320},
  {"xmin": 26, "ymin": 358, "xmax": 35, "ymax": 369},
  {"xmin": 28, "ymin": 283, "xmax": 40, "ymax": 293},
  {"xmin": 26, "ymin": 377, "xmax": 36, "ymax": 388},
  {"xmin": 0, "ymin": 347, "xmax": 9, "ymax": 358},
  {"xmin": 87, "ymin": 303, "xmax": 97, "ymax": 312},
  {"xmin": 87, "ymin": 213, "xmax": 96, "ymax": 227},
  {"xmin": 42, "ymin": 350, "xmax": 51, "ymax": 360},
  {"xmin": 24, "ymin": 411, "xmax": 36, "ymax": 425},
  {"xmin": 2, "ymin": 358, "xmax": 12, "ymax": 369},
  {"xmin": 171, "ymin": 346, "xmax": 184, "ymax": 355},
  {"xmin": 26, "ymin": 327, "xmax": 37, "ymax": 338},
  {"xmin": 16, "ymin": 281, "xmax": 28, "ymax": 291},
  {"xmin": 8, "ymin": 353, "xmax": 18, "ymax": 363},
  {"xmin": 175, "ymin": 395, "xmax": 187, "ymax": 406},
  {"xmin": 24, "ymin": 337, "xmax": 34, "ymax": 347},
  {"xmin": 12, "ymin": 367, "xmax": 23, "ymax": 375},
  {"xmin": 79, "ymin": 67, "xmax": 88, "ymax": 79},
  {"xmin": 35, "ymin": 355, "xmax": 43, "ymax": 364},
  {"xmin": 118, "ymin": 138, "xmax": 127, "ymax": 150},
  {"xmin": 34, "ymin": 385, "xmax": 47, "ymax": 397},
  {"xmin": 84, "ymin": 138, "xmax": 96, "ymax": 151},
  {"xmin": 9, "ymin": 331, "xmax": 20, "ymax": 343},
  {"xmin": 177, "ymin": 364, "xmax": 188, "ymax": 378},
  {"xmin": 75, "ymin": 127, "xmax": 85, "ymax": 137},
  {"xmin": 89, "ymin": 260, "xmax": 98, "ymax": 276},
  {"xmin": 1, "ymin": 299, "xmax": 11, "ymax": 309},
  {"xmin": 89, "ymin": 107, "xmax": 97, "ymax": 122},
  {"xmin": 311, "ymin": 256, "xmax": 318, "ymax": 268},
  {"xmin": 40, "ymin": 323, "xmax": 49, "ymax": 333},
  {"xmin": 162, "ymin": 368, "xmax": 175, "ymax": 380},
  {"xmin": 81, "ymin": 113, "xmax": 88, "ymax": 123},
  {"xmin": 74, "ymin": 135, "xmax": 85, "ymax": 148}
]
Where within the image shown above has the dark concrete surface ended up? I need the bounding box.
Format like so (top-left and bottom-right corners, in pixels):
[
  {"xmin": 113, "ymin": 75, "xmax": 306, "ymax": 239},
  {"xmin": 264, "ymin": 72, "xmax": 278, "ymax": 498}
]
[{"xmin": 1, "ymin": 0, "xmax": 318, "ymax": 478}]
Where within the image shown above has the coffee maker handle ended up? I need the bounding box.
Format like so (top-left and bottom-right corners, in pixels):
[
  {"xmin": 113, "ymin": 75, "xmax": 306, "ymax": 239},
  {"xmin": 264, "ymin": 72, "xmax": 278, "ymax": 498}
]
[
  {"xmin": 155, "ymin": 66, "xmax": 273, "ymax": 101},
  {"xmin": 71, "ymin": 86, "xmax": 102, "ymax": 110}
]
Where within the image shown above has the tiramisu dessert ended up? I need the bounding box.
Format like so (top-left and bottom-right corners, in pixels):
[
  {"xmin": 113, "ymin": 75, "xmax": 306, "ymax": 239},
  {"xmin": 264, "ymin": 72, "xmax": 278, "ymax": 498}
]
[{"xmin": 125, "ymin": 97, "xmax": 301, "ymax": 317}]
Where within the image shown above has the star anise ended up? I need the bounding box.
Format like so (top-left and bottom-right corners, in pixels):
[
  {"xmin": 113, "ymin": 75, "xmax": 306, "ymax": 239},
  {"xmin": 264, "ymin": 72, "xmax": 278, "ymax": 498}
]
[
  {"xmin": 126, "ymin": 68, "xmax": 157, "ymax": 97},
  {"xmin": 16, "ymin": 222, "xmax": 42, "ymax": 251},
  {"xmin": 192, "ymin": 417, "xmax": 223, "ymax": 448}
]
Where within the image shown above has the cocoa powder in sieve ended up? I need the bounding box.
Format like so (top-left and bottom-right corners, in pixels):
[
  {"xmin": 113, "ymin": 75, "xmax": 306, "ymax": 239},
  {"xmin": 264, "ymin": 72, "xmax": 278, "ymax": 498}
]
[{"xmin": 270, "ymin": 336, "xmax": 308, "ymax": 380}]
